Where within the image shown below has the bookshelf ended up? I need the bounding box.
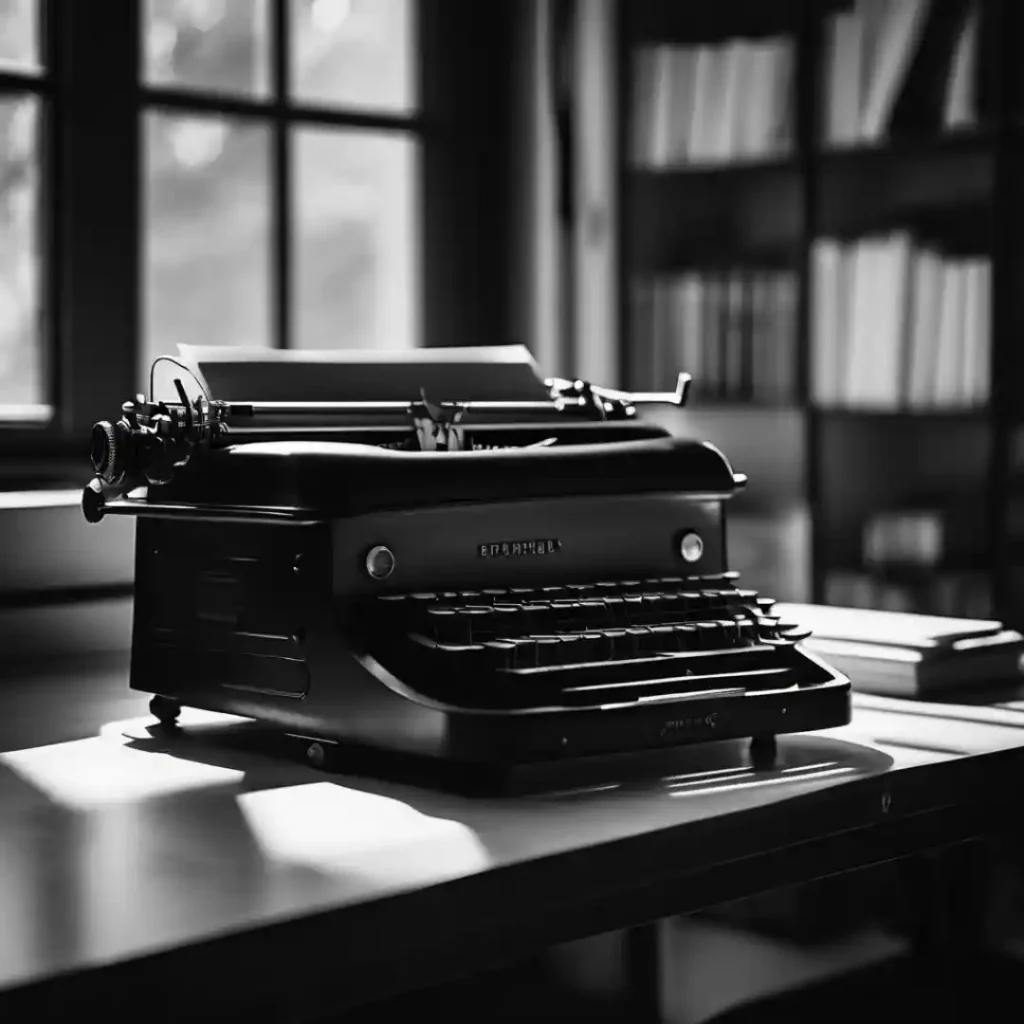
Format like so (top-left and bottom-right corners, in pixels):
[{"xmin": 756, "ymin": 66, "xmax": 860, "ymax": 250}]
[{"xmin": 616, "ymin": 0, "xmax": 1021, "ymax": 622}]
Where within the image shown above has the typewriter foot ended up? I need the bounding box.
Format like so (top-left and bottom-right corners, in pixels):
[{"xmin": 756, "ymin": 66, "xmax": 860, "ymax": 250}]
[
  {"xmin": 149, "ymin": 695, "xmax": 182, "ymax": 726},
  {"xmin": 750, "ymin": 734, "xmax": 777, "ymax": 770},
  {"xmin": 305, "ymin": 741, "xmax": 340, "ymax": 771}
]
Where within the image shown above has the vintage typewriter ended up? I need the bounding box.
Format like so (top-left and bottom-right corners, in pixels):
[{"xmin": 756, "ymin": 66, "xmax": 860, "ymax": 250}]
[{"xmin": 82, "ymin": 346, "xmax": 849, "ymax": 777}]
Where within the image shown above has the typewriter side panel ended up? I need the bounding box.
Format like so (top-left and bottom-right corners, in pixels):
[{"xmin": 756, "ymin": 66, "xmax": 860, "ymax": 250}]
[
  {"xmin": 128, "ymin": 518, "xmax": 462, "ymax": 755},
  {"xmin": 130, "ymin": 519, "xmax": 322, "ymax": 702}
]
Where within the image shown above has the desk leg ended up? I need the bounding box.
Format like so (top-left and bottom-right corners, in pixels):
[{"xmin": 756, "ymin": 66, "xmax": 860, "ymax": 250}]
[{"xmin": 624, "ymin": 921, "xmax": 663, "ymax": 1023}]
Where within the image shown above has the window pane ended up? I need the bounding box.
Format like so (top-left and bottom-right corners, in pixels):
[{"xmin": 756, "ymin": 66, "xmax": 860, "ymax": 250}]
[
  {"xmin": 293, "ymin": 128, "xmax": 418, "ymax": 351},
  {"xmin": 144, "ymin": 111, "xmax": 272, "ymax": 382},
  {"xmin": 290, "ymin": 0, "xmax": 414, "ymax": 113},
  {"xmin": 0, "ymin": 95, "xmax": 43, "ymax": 409},
  {"xmin": 144, "ymin": 0, "xmax": 270, "ymax": 99},
  {"xmin": 0, "ymin": 0, "xmax": 39, "ymax": 73}
]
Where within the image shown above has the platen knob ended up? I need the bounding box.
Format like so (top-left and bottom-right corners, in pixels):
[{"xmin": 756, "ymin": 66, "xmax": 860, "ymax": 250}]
[{"xmin": 90, "ymin": 420, "xmax": 125, "ymax": 484}]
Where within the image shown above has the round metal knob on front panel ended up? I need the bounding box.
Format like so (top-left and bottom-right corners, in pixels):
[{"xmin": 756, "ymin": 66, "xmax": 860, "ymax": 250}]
[
  {"xmin": 679, "ymin": 531, "xmax": 703, "ymax": 563},
  {"xmin": 365, "ymin": 545, "xmax": 396, "ymax": 580}
]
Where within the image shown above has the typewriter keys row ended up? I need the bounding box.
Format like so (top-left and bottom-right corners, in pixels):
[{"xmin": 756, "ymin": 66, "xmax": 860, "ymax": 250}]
[
  {"xmin": 366, "ymin": 575, "xmax": 808, "ymax": 674},
  {"xmin": 354, "ymin": 572, "xmax": 823, "ymax": 712}
]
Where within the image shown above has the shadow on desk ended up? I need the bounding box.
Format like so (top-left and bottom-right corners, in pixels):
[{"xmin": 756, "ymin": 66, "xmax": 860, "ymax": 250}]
[{"xmin": 0, "ymin": 700, "xmax": 896, "ymax": 867}]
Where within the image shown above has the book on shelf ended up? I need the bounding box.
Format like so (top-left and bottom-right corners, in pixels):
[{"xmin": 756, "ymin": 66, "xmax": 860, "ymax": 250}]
[
  {"xmin": 632, "ymin": 35, "xmax": 794, "ymax": 169},
  {"xmin": 631, "ymin": 267, "xmax": 798, "ymax": 401},
  {"xmin": 821, "ymin": 0, "xmax": 982, "ymax": 146},
  {"xmin": 777, "ymin": 601, "xmax": 1023, "ymax": 697},
  {"xmin": 811, "ymin": 232, "xmax": 990, "ymax": 410}
]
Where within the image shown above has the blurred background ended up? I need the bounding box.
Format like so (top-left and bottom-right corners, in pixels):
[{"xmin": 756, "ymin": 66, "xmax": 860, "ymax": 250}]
[
  {"xmin": 6, "ymin": 4, "xmax": 1024, "ymax": 1020},
  {"xmin": 0, "ymin": 0, "xmax": 1019, "ymax": 626}
]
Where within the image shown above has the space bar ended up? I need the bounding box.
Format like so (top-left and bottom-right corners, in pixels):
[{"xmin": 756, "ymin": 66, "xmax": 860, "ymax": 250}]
[
  {"xmin": 564, "ymin": 665, "xmax": 791, "ymax": 696},
  {"xmin": 498, "ymin": 645, "xmax": 778, "ymax": 684}
]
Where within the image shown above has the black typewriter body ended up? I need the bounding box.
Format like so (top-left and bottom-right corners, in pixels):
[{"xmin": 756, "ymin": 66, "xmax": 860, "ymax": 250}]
[{"xmin": 84, "ymin": 347, "xmax": 850, "ymax": 776}]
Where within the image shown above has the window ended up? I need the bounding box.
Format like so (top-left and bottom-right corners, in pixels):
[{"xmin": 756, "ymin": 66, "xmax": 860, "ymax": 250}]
[
  {"xmin": 141, "ymin": 0, "xmax": 420, "ymax": 378},
  {"xmin": 0, "ymin": 0, "xmax": 46, "ymax": 418}
]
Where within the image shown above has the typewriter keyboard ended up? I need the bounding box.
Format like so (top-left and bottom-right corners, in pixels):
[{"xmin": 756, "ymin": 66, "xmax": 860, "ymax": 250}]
[{"xmin": 358, "ymin": 574, "xmax": 823, "ymax": 710}]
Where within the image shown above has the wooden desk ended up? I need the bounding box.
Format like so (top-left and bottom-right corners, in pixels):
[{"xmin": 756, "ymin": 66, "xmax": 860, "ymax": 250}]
[{"xmin": 1, "ymin": 654, "xmax": 1023, "ymax": 1021}]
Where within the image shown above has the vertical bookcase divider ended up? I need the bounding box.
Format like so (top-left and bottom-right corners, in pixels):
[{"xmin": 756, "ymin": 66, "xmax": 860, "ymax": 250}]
[
  {"xmin": 988, "ymin": 0, "xmax": 1013, "ymax": 621},
  {"xmin": 799, "ymin": 0, "xmax": 822, "ymax": 601}
]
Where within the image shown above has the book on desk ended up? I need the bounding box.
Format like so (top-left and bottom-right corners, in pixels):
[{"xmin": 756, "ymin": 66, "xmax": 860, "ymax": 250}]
[{"xmin": 778, "ymin": 602, "xmax": 1024, "ymax": 697}]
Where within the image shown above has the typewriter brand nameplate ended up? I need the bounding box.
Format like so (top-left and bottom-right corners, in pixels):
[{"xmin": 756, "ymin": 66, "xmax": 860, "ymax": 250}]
[
  {"xmin": 331, "ymin": 493, "xmax": 725, "ymax": 595},
  {"xmin": 477, "ymin": 539, "xmax": 562, "ymax": 558}
]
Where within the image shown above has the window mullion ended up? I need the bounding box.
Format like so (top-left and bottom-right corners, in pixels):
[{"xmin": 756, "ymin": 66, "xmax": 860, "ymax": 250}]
[
  {"xmin": 57, "ymin": 0, "xmax": 140, "ymax": 434},
  {"xmin": 272, "ymin": 0, "xmax": 290, "ymax": 350}
]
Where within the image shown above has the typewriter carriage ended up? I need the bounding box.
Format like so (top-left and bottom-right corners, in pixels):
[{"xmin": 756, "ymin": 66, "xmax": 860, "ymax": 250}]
[{"xmin": 83, "ymin": 356, "xmax": 693, "ymax": 522}]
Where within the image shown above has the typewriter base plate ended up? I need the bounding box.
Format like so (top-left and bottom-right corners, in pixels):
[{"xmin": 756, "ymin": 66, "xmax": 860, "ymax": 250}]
[
  {"xmin": 143, "ymin": 709, "xmax": 810, "ymax": 796},
  {"xmin": 139, "ymin": 685, "xmax": 848, "ymax": 795},
  {"xmin": 283, "ymin": 732, "xmax": 791, "ymax": 793}
]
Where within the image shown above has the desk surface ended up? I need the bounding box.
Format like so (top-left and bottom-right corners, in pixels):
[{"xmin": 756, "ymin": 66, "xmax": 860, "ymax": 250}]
[{"xmin": 2, "ymin": 654, "xmax": 1024, "ymax": 1020}]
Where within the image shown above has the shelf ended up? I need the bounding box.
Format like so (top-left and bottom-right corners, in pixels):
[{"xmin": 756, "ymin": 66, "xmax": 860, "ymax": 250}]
[
  {"xmin": 816, "ymin": 129, "xmax": 995, "ymax": 167},
  {"xmin": 688, "ymin": 400, "xmax": 803, "ymax": 413},
  {"xmin": 816, "ymin": 134, "xmax": 994, "ymax": 240},
  {"xmin": 627, "ymin": 162, "xmax": 802, "ymax": 272},
  {"xmin": 623, "ymin": 0, "xmax": 818, "ymax": 45},
  {"xmin": 810, "ymin": 406, "xmax": 990, "ymax": 422},
  {"xmin": 629, "ymin": 156, "xmax": 798, "ymax": 182},
  {"xmin": 830, "ymin": 562, "xmax": 991, "ymax": 583},
  {"xmin": 817, "ymin": 411, "xmax": 992, "ymax": 463}
]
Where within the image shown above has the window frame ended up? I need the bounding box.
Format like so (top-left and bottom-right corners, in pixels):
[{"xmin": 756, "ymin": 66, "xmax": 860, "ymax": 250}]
[
  {"xmin": 0, "ymin": 0, "xmax": 62, "ymax": 471},
  {"xmin": 0, "ymin": 0, "xmax": 518, "ymax": 489}
]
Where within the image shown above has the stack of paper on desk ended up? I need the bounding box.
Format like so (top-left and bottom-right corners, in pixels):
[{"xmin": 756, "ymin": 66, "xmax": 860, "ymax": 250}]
[{"xmin": 777, "ymin": 603, "xmax": 1024, "ymax": 697}]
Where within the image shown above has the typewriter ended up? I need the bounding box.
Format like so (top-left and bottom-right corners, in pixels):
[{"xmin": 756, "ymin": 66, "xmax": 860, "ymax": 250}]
[{"xmin": 82, "ymin": 346, "xmax": 849, "ymax": 777}]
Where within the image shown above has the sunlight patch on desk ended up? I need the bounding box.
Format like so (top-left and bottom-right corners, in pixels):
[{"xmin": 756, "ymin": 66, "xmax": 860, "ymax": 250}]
[
  {"xmin": 236, "ymin": 783, "xmax": 490, "ymax": 876},
  {"xmin": 667, "ymin": 763, "xmax": 858, "ymax": 797},
  {"xmin": 661, "ymin": 764, "xmax": 772, "ymax": 784},
  {"xmin": 0, "ymin": 488, "xmax": 81, "ymax": 509},
  {"xmin": 0, "ymin": 736, "xmax": 244, "ymax": 808}
]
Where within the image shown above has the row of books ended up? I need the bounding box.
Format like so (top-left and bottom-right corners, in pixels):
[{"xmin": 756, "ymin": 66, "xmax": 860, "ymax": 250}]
[
  {"xmin": 631, "ymin": 0, "xmax": 984, "ymax": 168},
  {"xmin": 631, "ymin": 269, "xmax": 798, "ymax": 402},
  {"xmin": 822, "ymin": 0, "xmax": 981, "ymax": 145},
  {"xmin": 631, "ymin": 38, "xmax": 794, "ymax": 168},
  {"xmin": 825, "ymin": 570, "xmax": 992, "ymax": 619},
  {"xmin": 812, "ymin": 233, "xmax": 990, "ymax": 409}
]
